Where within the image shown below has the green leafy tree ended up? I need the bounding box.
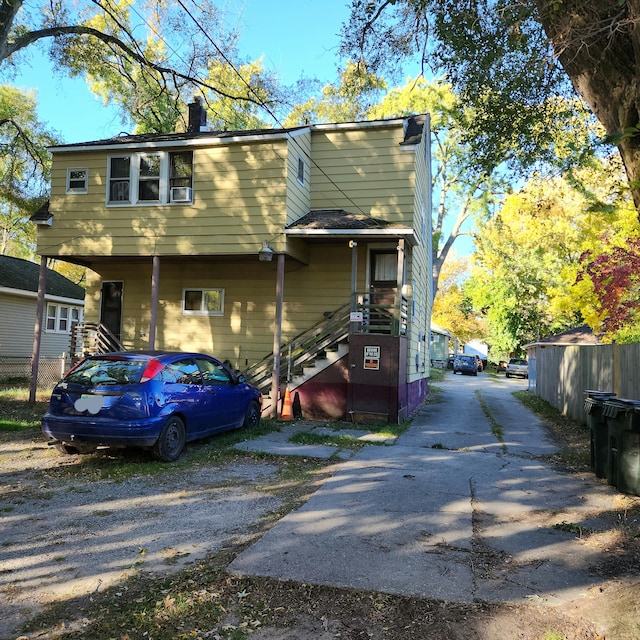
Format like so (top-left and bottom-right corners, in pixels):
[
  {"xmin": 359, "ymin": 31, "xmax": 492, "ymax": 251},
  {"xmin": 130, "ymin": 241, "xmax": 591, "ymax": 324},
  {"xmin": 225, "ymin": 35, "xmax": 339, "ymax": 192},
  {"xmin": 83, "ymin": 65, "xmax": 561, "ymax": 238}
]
[
  {"xmin": 340, "ymin": 1, "xmax": 640, "ymax": 214},
  {"xmin": 431, "ymin": 253, "xmax": 485, "ymax": 345},
  {"xmin": 1, "ymin": 1, "xmax": 283, "ymax": 134},
  {"xmin": 466, "ymin": 158, "xmax": 638, "ymax": 353},
  {"xmin": 283, "ymin": 61, "xmax": 386, "ymax": 126},
  {"xmin": 0, "ymin": 85, "xmax": 56, "ymax": 257}
]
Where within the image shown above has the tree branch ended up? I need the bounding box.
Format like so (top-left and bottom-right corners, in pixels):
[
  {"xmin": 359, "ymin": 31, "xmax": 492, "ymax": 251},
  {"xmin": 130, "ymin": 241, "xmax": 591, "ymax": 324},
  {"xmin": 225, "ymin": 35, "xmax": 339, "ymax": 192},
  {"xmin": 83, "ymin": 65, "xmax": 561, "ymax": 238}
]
[{"xmin": 2, "ymin": 24, "xmax": 264, "ymax": 106}]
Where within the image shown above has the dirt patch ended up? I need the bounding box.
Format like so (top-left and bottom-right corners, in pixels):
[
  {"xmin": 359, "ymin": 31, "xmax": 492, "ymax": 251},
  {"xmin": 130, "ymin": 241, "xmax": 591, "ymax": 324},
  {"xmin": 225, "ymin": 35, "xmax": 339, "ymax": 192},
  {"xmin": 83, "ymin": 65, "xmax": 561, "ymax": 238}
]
[{"xmin": 3, "ymin": 423, "xmax": 640, "ymax": 640}]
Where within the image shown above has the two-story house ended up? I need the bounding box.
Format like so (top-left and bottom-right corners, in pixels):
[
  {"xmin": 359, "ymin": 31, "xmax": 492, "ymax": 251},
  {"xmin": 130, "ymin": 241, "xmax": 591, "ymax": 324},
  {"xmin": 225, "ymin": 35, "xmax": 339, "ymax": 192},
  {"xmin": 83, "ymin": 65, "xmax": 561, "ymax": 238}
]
[{"xmin": 33, "ymin": 106, "xmax": 433, "ymax": 422}]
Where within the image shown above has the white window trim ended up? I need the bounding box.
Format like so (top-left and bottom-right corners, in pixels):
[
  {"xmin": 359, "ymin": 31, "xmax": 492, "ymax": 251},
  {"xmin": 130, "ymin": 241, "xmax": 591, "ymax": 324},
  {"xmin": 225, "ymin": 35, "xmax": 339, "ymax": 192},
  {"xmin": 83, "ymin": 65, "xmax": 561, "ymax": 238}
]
[
  {"xmin": 182, "ymin": 288, "xmax": 225, "ymax": 316},
  {"xmin": 106, "ymin": 151, "xmax": 193, "ymax": 206},
  {"xmin": 66, "ymin": 167, "xmax": 88, "ymax": 194},
  {"xmin": 45, "ymin": 304, "xmax": 84, "ymax": 334}
]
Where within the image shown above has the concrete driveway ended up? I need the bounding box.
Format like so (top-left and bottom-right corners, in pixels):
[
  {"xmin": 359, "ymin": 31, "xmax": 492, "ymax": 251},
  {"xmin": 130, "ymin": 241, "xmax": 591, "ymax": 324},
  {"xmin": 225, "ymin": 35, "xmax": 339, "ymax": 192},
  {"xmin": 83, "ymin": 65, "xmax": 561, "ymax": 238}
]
[{"xmin": 229, "ymin": 373, "xmax": 621, "ymax": 606}]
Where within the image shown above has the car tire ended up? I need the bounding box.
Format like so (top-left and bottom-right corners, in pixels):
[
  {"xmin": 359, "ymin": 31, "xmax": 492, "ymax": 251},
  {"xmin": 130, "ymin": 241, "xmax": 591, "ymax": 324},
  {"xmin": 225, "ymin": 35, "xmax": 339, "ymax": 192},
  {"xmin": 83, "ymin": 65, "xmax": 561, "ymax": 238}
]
[
  {"xmin": 152, "ymin": 415, "xmax": 186, "ymax": 462},
  {"xmin": 55, "ymin": 442, "xmax": 80, "ymax": 455},
  {"xmin": 243, "ymin": 401, "xmax": 261, "ymax": 429},
  {"xmin": 505, "ymin": 372, "xmax": 510, "ymax": 378}
]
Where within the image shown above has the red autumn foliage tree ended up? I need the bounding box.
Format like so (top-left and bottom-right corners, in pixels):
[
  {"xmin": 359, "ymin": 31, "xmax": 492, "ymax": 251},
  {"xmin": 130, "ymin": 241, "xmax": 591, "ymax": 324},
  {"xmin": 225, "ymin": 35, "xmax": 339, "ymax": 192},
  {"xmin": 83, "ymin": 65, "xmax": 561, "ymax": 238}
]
[{"xmin": 577, "ymin": 239, "xmax": 640, "ymax": 334}]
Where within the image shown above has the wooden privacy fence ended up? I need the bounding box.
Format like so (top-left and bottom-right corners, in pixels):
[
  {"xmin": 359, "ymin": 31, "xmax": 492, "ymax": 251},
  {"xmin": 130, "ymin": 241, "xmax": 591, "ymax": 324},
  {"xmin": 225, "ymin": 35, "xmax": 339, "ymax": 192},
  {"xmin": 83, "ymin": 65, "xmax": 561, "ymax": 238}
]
[{"xmin": 531, "ymin": 343, "xmax": 640, "ymax": 422}]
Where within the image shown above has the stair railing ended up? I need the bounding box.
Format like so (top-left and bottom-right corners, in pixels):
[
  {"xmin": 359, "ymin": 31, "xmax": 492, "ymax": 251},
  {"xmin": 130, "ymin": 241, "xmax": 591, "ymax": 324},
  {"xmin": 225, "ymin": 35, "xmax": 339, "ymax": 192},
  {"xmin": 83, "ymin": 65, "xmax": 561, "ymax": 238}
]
[{"xmin": 69, "ymin": 322, "xmax": 125, "ymax": 364}]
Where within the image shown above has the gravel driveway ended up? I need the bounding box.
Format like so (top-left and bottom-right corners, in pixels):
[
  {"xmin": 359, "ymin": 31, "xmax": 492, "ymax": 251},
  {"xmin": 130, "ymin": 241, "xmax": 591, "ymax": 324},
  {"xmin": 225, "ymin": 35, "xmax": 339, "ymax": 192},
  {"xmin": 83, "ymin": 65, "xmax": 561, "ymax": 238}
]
[{"xmin": 0, "ymin": 431, "xmax": 285, "ymax": 640}]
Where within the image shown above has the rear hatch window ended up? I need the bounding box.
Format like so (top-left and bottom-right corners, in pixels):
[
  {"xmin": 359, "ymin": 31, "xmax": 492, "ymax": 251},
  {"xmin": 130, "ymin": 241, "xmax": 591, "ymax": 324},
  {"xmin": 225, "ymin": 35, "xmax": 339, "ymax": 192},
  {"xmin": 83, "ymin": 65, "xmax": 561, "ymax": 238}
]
[{"xmin": 65, "ymin": 357, "xmax": 148, "ymax": 386}]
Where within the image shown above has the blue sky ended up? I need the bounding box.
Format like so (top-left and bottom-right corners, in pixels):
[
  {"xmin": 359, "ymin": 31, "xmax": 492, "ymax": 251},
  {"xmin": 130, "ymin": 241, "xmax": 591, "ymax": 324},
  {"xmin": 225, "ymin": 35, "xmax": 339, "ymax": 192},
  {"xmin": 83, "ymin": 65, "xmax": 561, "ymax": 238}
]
[{"xmin": 12, "ymin": 0, "xmax": 353, "ymax": 144}]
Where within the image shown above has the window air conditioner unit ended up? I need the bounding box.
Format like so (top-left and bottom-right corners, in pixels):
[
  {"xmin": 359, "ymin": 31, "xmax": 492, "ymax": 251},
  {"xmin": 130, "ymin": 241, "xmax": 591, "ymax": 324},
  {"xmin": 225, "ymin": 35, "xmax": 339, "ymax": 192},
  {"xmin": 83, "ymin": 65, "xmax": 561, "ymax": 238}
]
[{"xmin": 170, "ymin": 186, "xmax": 193, "ymax": 203}]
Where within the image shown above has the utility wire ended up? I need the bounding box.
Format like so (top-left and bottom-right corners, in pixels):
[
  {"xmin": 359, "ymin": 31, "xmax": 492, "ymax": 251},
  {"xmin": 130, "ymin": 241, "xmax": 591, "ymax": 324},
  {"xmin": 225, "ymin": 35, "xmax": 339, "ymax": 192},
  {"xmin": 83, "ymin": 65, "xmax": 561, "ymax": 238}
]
[{"xmin": 176, "ymin": 0, "xmax": 371, "ymax": 216}]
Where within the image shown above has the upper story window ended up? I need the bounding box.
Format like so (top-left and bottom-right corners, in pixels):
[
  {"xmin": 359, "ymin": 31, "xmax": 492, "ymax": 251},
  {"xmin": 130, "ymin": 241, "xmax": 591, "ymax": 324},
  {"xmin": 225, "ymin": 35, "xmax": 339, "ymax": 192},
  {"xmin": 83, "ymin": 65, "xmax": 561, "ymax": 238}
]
[
  {"xmin": 107, "ymin": 151, "xmax": 193, "ymax": 205},
  {"xmin": 66, "ymin": 168, "xmax": 88, "ymax": 194},
  {"xmin": 297, "ymin": 157, "xmax": 305, "ymax": 185}
]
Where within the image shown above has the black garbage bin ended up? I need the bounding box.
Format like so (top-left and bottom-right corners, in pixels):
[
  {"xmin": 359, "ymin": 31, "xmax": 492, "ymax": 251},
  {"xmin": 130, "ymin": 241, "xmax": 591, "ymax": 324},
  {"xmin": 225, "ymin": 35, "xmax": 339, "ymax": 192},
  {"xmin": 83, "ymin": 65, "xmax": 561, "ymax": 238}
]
[
  {"xmin": 584, "ymin": 390, "xmax": 616, "ymax": 479},
  {"xmin": 602, "ymin": 398, "xmax": 640, "ymax": 496}
]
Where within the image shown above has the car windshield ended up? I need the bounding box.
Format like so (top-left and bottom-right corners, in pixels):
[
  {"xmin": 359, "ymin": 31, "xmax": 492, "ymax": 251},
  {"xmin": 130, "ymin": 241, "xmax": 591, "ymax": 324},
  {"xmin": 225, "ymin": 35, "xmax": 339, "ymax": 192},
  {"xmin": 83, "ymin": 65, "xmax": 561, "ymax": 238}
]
[{"xmin": 64, "ymin": 357, "xmax": 148, "ymax": 386}]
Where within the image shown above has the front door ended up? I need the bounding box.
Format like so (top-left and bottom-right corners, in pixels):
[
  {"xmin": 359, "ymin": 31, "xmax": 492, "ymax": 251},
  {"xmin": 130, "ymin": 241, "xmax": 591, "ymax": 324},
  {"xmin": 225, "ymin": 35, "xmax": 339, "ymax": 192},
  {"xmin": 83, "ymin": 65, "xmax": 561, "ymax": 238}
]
[
  {"xmin": 369, "ymin": 250, "xmax": 398, "ymax": 332},
  {"xmin": 100, "ymin": 281, "xmax": 123, "ymax": 341}
]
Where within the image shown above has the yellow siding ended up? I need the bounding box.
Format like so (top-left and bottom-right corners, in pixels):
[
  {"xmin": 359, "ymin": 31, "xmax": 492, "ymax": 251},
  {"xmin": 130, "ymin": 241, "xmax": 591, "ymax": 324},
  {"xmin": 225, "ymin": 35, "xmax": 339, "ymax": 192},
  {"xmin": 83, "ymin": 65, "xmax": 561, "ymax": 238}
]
[
  {"xmin": 310, "ymin": 127, "xmax": 416, "ymax": 223},
  {"xmin": 286, "ymin": 131, "xmax": 311, "ymax": 224},
  {"xmin": 84, "ymin": 244, "xmax": 366, "ymax": 370},
  {"xmin": 45, "ymin": 117, "xmax": 433, "ymax": 389},
  {"xmin": 41, "ymin": 140, "xmax": 291, "ymax": 259}
]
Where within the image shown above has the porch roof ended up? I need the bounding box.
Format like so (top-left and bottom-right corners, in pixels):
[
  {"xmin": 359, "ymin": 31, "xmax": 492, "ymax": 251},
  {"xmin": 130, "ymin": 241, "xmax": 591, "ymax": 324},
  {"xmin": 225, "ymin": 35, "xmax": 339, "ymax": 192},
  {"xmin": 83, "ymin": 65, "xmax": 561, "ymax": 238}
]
[{"xmin": 284, "ymin": 209, "xmax": 417, "ymax": 246}]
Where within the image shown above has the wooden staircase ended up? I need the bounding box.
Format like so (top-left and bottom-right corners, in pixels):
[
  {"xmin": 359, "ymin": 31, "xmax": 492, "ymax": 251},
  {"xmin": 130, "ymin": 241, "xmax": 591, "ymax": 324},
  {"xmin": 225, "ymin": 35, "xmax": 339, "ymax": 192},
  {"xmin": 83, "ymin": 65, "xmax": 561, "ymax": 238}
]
[
  {"xmin": 69, "ymin": 322, "xmax": 125, "ymax": 364},
  {"xmin": 242, "ymin": 302, "xmax": 352, "ymax": 399}
]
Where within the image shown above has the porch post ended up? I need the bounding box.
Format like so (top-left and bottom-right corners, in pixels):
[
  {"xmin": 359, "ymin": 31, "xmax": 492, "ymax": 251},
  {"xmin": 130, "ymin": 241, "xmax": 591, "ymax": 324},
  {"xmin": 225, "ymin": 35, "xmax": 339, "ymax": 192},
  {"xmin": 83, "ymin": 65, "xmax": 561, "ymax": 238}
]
[
  {"xmin": 269, "ymin": 253, "xmax": 285, "ymax": 418},
  {"xmin": 29, "ymin": 256, "xmax": 47, "ymax": 403},
  {"xmin": 349, "ymin": 240, "xmax": 358, "ymax": 334},
  {"xmin": 395, "ymin": 239, "xmax": 405, "ymax": 334},
  {"xmin": 149, "ymin": 256, "xmax": 160, "ymax": 350}
]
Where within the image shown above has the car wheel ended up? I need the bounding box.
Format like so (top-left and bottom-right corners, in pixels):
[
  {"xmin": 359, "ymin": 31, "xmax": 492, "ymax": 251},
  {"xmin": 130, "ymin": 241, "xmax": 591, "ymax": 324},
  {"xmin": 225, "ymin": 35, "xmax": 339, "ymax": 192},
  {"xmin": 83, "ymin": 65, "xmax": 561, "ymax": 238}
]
[
  {"xmin": 505, "ymin": 372, "xmax": 510, "ymax": 378},
  {"xmin": 55, "ymin": 442, "xmax": 80, "ymax": 455},
  {"xmin": 243, "ymin": 401, "xmax": 261, "ymax": 429},
  {"xmin": 152, "ymin": 415, "xmax": 186, "ymax": 462}
]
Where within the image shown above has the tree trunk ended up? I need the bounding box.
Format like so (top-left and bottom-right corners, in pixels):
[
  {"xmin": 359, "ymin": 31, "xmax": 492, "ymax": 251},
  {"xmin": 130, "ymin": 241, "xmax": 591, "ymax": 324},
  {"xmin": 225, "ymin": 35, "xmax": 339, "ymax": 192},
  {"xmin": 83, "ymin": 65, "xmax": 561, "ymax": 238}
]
[{"xmin": 533, "ymin": 0, "xmax": 640, "ymax": 213}]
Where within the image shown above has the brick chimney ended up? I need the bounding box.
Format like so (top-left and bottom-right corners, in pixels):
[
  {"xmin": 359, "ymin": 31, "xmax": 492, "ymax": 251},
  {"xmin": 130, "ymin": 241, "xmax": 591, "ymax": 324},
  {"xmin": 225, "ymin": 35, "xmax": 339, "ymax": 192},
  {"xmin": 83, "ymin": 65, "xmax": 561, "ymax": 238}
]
[{"xmin": 187, "ymin": 97, "xmax": 207, "ymax": 133}]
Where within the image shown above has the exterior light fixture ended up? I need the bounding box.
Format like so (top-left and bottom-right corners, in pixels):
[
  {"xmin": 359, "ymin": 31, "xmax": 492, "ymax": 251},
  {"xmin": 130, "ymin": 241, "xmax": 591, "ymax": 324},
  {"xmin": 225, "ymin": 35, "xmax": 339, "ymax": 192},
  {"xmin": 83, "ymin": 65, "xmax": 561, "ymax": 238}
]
[{"xmin": 258, "ymin": 240, "xmax": 274, "ymax": 262}]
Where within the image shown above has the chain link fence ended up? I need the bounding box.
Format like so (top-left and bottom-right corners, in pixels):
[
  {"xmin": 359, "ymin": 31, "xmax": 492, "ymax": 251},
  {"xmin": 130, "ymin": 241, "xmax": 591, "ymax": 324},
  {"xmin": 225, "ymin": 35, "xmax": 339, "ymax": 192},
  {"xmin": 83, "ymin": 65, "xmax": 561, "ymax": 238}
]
[{"xmin": 0, "ymin": 356, "xmax": 68, "ymax": 391}]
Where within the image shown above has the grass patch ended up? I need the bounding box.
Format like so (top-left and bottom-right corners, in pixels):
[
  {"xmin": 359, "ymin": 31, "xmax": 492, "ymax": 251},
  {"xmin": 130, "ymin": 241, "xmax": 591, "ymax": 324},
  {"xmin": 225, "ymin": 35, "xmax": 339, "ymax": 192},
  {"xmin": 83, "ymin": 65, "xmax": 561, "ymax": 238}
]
[
  {"xmin": 513, "ymin": 390, "xmax": 591, "ymax": 471},
  {"xmin": 289, "ymin": 430, "xmax": 364, "ymax": 449},
  {"xmin": 0, "ymin": 394, "xmax": 48, "ymax": 432},
  {"xmin": 475, "ymin": 389, "xmax": 507, "ymax": 453}
]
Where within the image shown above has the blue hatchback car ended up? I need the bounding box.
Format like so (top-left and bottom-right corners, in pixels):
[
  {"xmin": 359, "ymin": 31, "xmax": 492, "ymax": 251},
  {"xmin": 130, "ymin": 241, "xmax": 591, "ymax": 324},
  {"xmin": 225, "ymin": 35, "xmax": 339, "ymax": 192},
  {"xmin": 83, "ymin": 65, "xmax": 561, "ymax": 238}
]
[{"xmin": 42, "ymin": 351, "xmax": 262, "ymax": 461}]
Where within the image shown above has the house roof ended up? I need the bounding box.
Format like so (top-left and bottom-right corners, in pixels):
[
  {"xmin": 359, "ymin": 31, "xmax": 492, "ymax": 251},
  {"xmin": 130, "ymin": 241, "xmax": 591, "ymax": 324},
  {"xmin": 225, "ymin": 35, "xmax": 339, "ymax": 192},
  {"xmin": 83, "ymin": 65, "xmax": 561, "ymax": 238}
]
[
  {"xmin": 48, "ymin": 115, "xmax": 427, "ymax": 152},
  {"xmin": 0, "ymin": 256, "xmax": 85, "ymax": 301},
  {"xmin": 430, "ymin": 322, "xmax": 452, "ymax": 337},
  {"xmin": 525, "ymin": 324, "xmax": 603, "ymax": 348},
  {"xmin": 29, "ymin": 201, "xmax": 53, "ymax": 225},
  {"xmin": 288, "ymin": 209, "xmax": 400, "ymax": 230},
  {"xmin": 284, "ymin": 209, "xmax": 417, "ymax": 245}
]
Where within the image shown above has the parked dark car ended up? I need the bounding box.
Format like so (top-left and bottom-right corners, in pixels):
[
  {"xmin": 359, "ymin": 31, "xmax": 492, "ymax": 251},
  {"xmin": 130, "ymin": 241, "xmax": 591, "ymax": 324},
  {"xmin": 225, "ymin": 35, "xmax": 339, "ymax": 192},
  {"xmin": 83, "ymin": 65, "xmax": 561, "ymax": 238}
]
[
  {"xmin": 42, "ymin": 351, "xmax": 262, "ymax": 461},
  {"xmin": 505, "ymin": 357, "xmax": 529, "ymax": 379},
  {"xmin": 453, "ymin": 355, "xmax": 478, "ymax": 376}
]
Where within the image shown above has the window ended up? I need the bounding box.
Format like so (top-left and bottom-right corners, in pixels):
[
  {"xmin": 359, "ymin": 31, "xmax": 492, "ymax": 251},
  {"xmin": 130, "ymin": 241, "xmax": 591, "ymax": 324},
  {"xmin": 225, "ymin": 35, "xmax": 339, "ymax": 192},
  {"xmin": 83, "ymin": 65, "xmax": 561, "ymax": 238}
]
[
  {"xmin": 196, "ymin": 357, "xmax": 232, "ymax": 386},
  {"xmin": 297, "ymin": 157, "xmax": 305, "ymax": 185},
  {"xmin": 108, "ymin": 156, "xmax": 131, "ymax": 203},
  {"xmin": 107, "ymin": 151, "xmax": 193, "ymax": 205},
  {"xmin": 138, "ymin": 154, "xmax": 161, "ymax": 201},
  {"xmin": 66, "ymin": 168, "xmax": 88, "ymax": 194},
  {"xmin": 182, "ymin": 288, "xmax": 224, "ymax": 316},
  {"xmin": 170, "ymin": 152, "xmax": 193, "ymax": 189},
  {"xmin": 159, "ymin": 358, "xmax": 202, "ymax": 385},
  {"xmin": 46, "ymin": 304, "xmax": 83, "ymax": 333}
]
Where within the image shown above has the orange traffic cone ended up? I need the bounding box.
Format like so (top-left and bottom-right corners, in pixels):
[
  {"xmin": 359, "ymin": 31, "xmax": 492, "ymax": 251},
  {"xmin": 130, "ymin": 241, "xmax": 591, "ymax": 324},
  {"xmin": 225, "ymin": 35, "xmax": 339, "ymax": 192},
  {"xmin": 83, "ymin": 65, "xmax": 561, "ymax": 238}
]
[{"xmin": 281, "ymin": 387, "xmax": 293, "ymax": 420}]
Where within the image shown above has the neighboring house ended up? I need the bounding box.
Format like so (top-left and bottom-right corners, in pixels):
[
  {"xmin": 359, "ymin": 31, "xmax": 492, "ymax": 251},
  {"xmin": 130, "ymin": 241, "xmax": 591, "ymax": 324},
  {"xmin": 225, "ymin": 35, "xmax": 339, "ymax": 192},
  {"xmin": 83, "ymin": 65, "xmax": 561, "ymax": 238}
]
[
  {"xmin": 464, "ymin": 339, "xmax": 488, "ymax": 367},
  {"xmin": 0, "ymin": 255, "xmax": 84, "ymax": 375},
  {"xmin": 32, "ymin": 106, "xmax": 433, "ymax": 422},
  {"xmin": 430, "ymin": 322, "xmax": 452, "ymax": 367}
]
